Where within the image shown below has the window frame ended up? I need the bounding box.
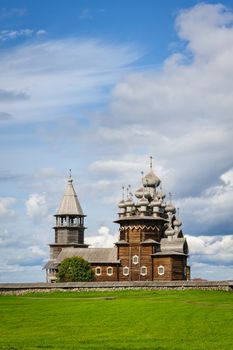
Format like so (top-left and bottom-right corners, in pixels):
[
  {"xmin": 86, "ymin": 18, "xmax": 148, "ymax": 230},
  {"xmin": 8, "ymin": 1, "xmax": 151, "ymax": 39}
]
[
  {"xmin": 123, "ymin": 266, "xmax": 129, "ymax": 276},
  {"xmin": 140, "ymin": 266, "xmax": 147, "ymax": 276},
  {"xmin": 158, "ymin": 265, "xmax": 165, "ymax": 276},
  {"xmin": 107, "ymin": 266, "xmax": 113, "ymax": 276},
  {"xmin": 95, "ymin": 266, "xmax": 102, "ymax": 276},
  {"xmin": 132, "ymin": 255, "xmax": 139, "ymax": 265}
]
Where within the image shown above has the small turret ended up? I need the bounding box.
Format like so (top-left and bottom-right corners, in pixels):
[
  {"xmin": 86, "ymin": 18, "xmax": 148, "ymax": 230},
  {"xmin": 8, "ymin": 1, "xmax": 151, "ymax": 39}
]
[
  {"xmin": 118, "ymin": 187, "xmax": 126, "ymax": 218},
  {"xmin": 149, "ymin": 195, "xmax": 161, "ymax": 218},
  {"xmin": 142, "ymin": 157, "xmax": 161, "ymax": 188},
  {"xmin": 125, "ymin": 185, "xmax": 134, "ymax": 217}
]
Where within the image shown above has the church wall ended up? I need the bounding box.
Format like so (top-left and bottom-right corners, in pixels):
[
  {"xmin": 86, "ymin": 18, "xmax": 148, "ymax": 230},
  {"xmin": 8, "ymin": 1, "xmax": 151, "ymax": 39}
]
[
  {"xmin": 140, "ymin": 245, "xmax": 154, "ymax": 281},
  {"xmin": 153, "ymin": 257, "xmax": 173, "ymax": 280},
  {"xmin": 152, "ymin": 256, "xmax": 188, "ymax": 281},
  {"xmin": 171, "ymin": 256, "xmax": 187, "ymax": 280},
  {"xmin": 90, "ymin": 264, "xmax": 118, "ymax": 282},
  {"xmin": 117, "ymin": 239, "xmax": 156, "ymax": 281},
  {"xmin": 140, "ymin": 246, "xmax": 152, "ymax": 280}
]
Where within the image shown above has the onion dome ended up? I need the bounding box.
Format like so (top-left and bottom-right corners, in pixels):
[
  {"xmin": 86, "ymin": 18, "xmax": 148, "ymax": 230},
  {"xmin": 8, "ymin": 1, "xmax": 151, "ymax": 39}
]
[
  {"xmin": 157, "ymin": 190, "xmax": 166, "ymax": 200},
  {"xmin": 125, "ymin": 197, "xmax": 134, "ymax": 207},
  {"xmin": 144, "ymin": 187, "xmax": 154, "ymax": 200},
  {"xmin": 139, "ymin": 196, "xmax": 149, "ymax": 206},
  {"xmin": 165, "ymin": 225, "xmax": 175, "ymax": 237},
  {"xmin": 160, "ymin": 201, "xmax": 166, "ymax": 208},
  {"xmin": 143, "ymin": 170, "xmax": 161, "ymax": 188},
  {"xmin": 165, "ymin": 203, "xmax": 176, "ymax": 214},
  {"xmin": 173, "ymin": 217, "xmax": 182, "ymax": 227},
  {"xmin": 118, "ymin": 199, "xmax": 126, "ymax": 209},
  {"xmin": 149, "ymin": 196, "xmax": 161, "ymax": 207},
  {"xmin": 135, "ymin": 187, "xmax": 143, "ymax": 199}
]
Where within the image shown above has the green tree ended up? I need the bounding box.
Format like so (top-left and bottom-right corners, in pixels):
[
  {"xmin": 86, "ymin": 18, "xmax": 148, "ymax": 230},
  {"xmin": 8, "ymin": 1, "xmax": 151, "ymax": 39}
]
[{"xmin": 57, "ymin": 256, "xmax": 95, "ymax": 282}]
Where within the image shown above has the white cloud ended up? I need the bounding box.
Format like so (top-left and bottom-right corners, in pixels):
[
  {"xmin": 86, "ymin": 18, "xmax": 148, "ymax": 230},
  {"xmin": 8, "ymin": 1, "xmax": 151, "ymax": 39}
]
[
  {"xmin": 36, "ymin": 30, "xmax": 46, "ymax": 36},
  {"xmin": 84, "ymin": 3, "xmax": 233, "ymax": 223},
  {"xmin": 90, "ymin": 158, "xmax": 144, "ymax": 174},
  {"xmin": 190, "ymin": 261, "xmax": 233, "ymax": 281},
  {"xmin": 0, "ymin": 197, "xmax": 16, "ymax": 217},
  {"xmin": 0, "ymin": 29, "xmax": 46, "ymax": 41},
  {"xmin": 187, "ymin": 234, "xmax": 233, "ymax": 264},
  {"xmin": 0, "ymin": 38, "xmax": 140, "ymax": 123},
  {"xmin": 25, "ymin": 193, "xmax": 48, "ymax": 220},
  {"xmin": 0, "ymin": 29, "xmax": 33, "ymax": 41},
  {"xmin": 177, "ymin": 168, "xmax": 233, "ymax": 233},
  {"xmin": 220, "ymin": 169, "xmax": 233, "ymax": 186},
  {"xmin": 176, "ymin": 3, "xmax": 233, "ymax": 58},
  {"xmin": 86, "ymin": 226, "xmax": 117, "ymax": 248},
  {"xmin": 107, "ymin": 3, "xmax": 233, "ymax": 143}
]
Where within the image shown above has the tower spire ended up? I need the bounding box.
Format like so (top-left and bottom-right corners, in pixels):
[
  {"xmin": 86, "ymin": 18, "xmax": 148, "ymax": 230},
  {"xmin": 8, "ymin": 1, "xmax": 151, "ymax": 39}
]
[
  {"xmin": 150, "ymin": 156, "xmax": 153, "ymax": 169},
  {"xmin": 56, "ymin": 176, "xmax": 84, "ymax": 216},
  {"xmin": 122, "ymin": 186, "xmax": 125, "ymax": 201},
  {"xmin": 141, "ymin": 171, "xmax": 144, "ymax": 184}
]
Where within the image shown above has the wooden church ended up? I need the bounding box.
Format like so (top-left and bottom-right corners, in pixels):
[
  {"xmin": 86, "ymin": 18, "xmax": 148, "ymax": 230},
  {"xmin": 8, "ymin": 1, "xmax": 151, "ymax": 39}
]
[{"xmin": 44, "ymin": 159, "xmax": 190, "ymax": 282}]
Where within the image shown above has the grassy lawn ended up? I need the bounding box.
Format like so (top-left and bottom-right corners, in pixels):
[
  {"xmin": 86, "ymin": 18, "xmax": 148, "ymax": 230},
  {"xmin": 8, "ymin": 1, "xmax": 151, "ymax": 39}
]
[{"xmin": 0, "ymin": 289, "xmax": 232, "ymax": 350}]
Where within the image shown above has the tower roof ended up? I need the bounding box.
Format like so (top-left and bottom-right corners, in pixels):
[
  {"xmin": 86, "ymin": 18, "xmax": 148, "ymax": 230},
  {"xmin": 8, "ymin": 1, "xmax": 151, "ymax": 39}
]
[{"xmin": 56, "ymin": 176, "xmax": 84, "ymax": 216}]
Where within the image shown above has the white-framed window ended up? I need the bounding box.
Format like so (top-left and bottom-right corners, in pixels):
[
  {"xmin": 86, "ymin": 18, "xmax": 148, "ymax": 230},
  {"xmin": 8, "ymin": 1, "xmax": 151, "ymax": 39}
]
[
  {"xmin": 158, "ymin": 265, "xmax": 165, "ymax": 276},
  {"xmin": 107, "ymin": 267, "xmax": 113, "ymax": 276},
  {"xmin": 95, "ymin": 266, "xmax": 102, "ymax": 276},
  {"xmin": 123, "ymin": 266, "xmax": 129, "ymax": 276},
  {"xmin": 140, "ymin": 266, "xmax": 147, "ymax": 276},
  {"xmin": 132, "ymin": 255, "xmax": 139, "ymax": 265}
]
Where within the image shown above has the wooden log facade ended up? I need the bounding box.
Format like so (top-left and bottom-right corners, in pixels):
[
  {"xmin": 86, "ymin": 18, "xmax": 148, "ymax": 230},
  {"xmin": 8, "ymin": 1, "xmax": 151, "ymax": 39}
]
[{"xmin": 44, "ymin": 161, "xmax": 190, "ymax": 282}]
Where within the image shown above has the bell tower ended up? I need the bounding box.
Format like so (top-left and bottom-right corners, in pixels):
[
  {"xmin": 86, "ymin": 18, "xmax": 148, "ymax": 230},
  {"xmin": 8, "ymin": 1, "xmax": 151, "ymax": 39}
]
[{"xmin": 49, "ymin": 173, "xmax": 88, "ymax": 260}]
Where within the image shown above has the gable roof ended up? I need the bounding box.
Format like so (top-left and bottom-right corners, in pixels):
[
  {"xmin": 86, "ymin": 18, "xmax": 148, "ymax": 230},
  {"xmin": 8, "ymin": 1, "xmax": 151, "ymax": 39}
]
[{"xmin": 56, "ymin": 247, "xmax": 119, "ymax": 264}]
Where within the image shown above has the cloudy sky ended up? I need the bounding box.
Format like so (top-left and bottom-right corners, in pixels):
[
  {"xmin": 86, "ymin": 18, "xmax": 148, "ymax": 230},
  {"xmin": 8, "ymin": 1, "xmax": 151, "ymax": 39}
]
[{"xmin": 0, "ymin": 0, "xmax": 233, "ymax": 282}]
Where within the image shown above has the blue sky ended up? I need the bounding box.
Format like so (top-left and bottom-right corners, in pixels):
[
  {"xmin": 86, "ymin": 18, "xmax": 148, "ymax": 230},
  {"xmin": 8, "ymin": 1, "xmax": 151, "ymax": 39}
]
[{"xmin": 0, "ymin": 1, "xmax": 233, "ymax": 282}]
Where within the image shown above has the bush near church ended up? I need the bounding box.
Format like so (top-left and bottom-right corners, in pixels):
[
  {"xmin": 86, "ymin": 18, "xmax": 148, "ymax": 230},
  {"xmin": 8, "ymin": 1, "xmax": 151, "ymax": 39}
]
[{"xmin": 57, "ymin": 256, "xmax": 95, "ymax": 282}]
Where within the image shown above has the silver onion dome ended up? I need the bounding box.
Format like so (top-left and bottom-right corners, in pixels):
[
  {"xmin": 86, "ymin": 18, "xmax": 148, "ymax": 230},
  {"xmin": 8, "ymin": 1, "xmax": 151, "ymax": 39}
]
[
  {"xmin": 157, "ymin": 190, "xmax": 166, "ymax": 200},
  {"xmin": 135, "ymin": 187, "xmax": 143, "ymax": 199},
  {"xmin": 142, "ymin": 169, "xmax": 161, "ymax": 188},
  {"xmin": 165, "ymin": 225, "xmax": 175, "ymax": 237},
  {"xmin": 125, "ymin": 197, "xmax": 134, "ymax": 207},
  {"xmin": 165, "ymin": 203, "xmax": 176, "ymax": 214},
  {"xmin": 138, "ymin": 195, "xmax": 149, "ymax": 206},
  {"xmin": 173, "ymin": 217, "xmax": 182, "ymax": 227},
  {"xmin": 118, "ymin": 199, "xmax": 126, "ymax": 209}
]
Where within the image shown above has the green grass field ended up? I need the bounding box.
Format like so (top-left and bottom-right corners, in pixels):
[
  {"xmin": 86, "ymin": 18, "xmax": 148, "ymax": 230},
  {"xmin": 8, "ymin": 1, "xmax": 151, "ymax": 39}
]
[{"xmin": 0, "ymin": 289, "xmax": 232, "ymax": 350}]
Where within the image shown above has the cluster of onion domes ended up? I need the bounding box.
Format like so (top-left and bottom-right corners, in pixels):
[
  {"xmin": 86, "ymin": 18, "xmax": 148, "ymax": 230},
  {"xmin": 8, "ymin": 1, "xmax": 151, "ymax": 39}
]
[{"xmin": 117, "ymin": 164, "xmax": 183, "ymax": 238}]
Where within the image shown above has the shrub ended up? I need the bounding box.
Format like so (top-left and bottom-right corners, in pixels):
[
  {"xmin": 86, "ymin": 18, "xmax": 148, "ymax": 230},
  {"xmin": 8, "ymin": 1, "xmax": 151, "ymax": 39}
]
[{"xmin": 57, "ymin": 256, "xmax": 95, "ymax": 282}]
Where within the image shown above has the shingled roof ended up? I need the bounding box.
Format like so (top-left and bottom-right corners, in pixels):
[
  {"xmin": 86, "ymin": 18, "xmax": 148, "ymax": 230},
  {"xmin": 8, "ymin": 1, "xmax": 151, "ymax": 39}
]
[
  {"xmin": 56, "ymin": 247, "xmax": 120, "ymax": 264},
  {"xmin": 56, "ymin": 176, "xmax": 84, "ymax": 216}
]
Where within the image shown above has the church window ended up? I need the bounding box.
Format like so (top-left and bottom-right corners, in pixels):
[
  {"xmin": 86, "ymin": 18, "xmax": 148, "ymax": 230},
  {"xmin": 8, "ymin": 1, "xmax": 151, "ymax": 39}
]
[
  {"xmin": 95, "ymin": 267, "xmax": 102, "ymax": 276},
  {"xmin": 158, "ymin": 265, "xmax": 165, "ymax": 275},
  {"xmin": 132, "ymin": 255, "xmax": 139, "ymax": 265},
  {"xmin": 107, "ymin": 267, "xmax": 113, "ymax": 276},
  {"xmin": 123, "ymin": 266, "xmax": 129, "ymax": 276},
  {"xmin": 140, "ymin": 266, "xmax": 147, "ymax": 276}
]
